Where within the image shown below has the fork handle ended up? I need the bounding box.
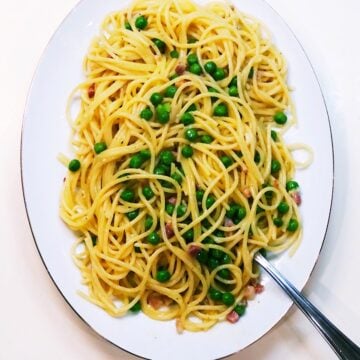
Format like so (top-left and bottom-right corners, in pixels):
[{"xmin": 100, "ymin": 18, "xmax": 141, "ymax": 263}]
[{"xmin": 255, "ymin": 254, "xmax": 360, "ymax": 360}]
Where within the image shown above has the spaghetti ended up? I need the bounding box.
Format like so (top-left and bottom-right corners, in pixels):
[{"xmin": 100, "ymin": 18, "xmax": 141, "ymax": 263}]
[{"xmin": 60, "ymin": 0, "xmax": 304, "ymax": 332}]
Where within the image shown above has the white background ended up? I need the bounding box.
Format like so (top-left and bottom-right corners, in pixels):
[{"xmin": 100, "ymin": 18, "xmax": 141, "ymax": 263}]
[{"xmin": 1, "ymin": 0, "xmax": 359, "ymax": 359}]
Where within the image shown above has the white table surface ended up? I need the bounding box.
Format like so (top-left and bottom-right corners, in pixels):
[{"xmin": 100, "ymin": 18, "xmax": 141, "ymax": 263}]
[{"xmin": 1, "ymin": 0, "xmax": 359, "ymax": 359}]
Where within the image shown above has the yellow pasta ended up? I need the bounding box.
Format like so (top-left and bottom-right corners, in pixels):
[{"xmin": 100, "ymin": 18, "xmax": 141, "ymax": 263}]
[{"xmin": 60, "ymin": 0, "xmax": 303, "ymax": 332}]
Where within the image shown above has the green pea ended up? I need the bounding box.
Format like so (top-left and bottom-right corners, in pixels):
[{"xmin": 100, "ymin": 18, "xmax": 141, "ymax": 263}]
[
  {"xmin": 140, "ymin": 107, "xmax": 153, "ymax": 121},
  {"xmin": 150, "ymin": 92, "xmax": 163, "ymax": 106},
  {"xmin": 271, "ymin": 159, "xmax": 281, "ymax": 174},
  {"xmin": 142, "ymin": 186, "xmax": 154, "ymax": 200},
  {"xmin": 210, "ymin": 248, "xmax": 223, "ymax": 259},
  {"xmin": 229, "ymin": 76, "xmax": 238, "ymax": 88},
  {"xmin": 218, "ymin": 268, "xmax": 231, "ymax": 279},
  {"xmin": 273, "ymin": 217, "xmax": 283, "ymax": 227},
  {"xmin": 147, "ymin": 231, "xmax": 161, "ymax": 245},
  {"xmin": 152, "ymin": 38, "xmax": 166, "ymax": 54},
  {"xmin": 165, "ymin": 203, "xmax": 175, "ymax": 215},
  {"xmin": 129, "ymin": 301, "xmax": 141, "ymax": 313},
  {"xmin": 220, "ymin": 155, "xmax": 233, "ymax": 168},
  {"xmin": 189, "ymin": 63, "xmax": 202, "ymax": 75},
  {"xmin": 180, "ymin": 112, "xmax": 195, "ymax": 125},
  {"xmin": 126, "ymin": 209, "xmax": 139, "ymax": 220},
  {"xmin": 286, "ymin": 180, "xmax": 299, "ymax": 192},
  {"xmin": 234, "ymin": 304, "xmax": 246, "ymax": 316},
  {"xmin": 200, "ymin": 134, "xmax": 214, "ymax": 144},
  {"xmin": 181, "ymin": 145, "xmax": 193, "ymax": 158},
  {"xmin": 287, "ymin": 218, "xmax": 299, "ymax": 232},
  {"xmin": 129, "ymin": 154, "xmax": 144, "ymax": 168},
  {"xmin": 165, "ymin": 85, "xmax": 177, "ymax": 98},
  {"xmin": 170, "ymin": 50, "xmax": 179, "ymax": 58},
  {"xmin": 169, "ymin": 73, "xmax": 178, "ymax": 80},
  {"xmin": 186, "ymin": 104, "xmax": 197, "ymax": 112},
  {"xmin": 159, "ymin": 150, "xmax": 175, "ymax": 166},
  {"xmin": 196, "ymin": 249, "xmax": 208, "ymax": 264},
  {"xmin": 156, "ymin": 103, "xmax": 171, "ymax": 124},
  {"xmin": 208, "ymin": 257, "xmax": 220, "ymax": 271},
  {"xmin": 176, "ymin": 204, "xmax": 187, "ymax": 217},
  {"xmin": 274, "ymin": 111, "xmax": 287, "ymax": 125},
  {"xmin": 271, "ymin": 130, "xmax": 278, "ymax": 141},
  {"xmin": 154, "ymin": 164, "xmax": 168, "ymax": 176},
  {"xmin": 139, "ymin": 149, "xmax": 151, "ymax": 160},
  {"xmin": 171, "ymin": 171, "xmax": 182, "ymax": 184},
  {"xmin": 158, "ymin": 111, "xmax": 170, "ymax": 124},
  {"xmin": 228, "ymin": 86, "xmax": 239, "ymax": 97},
  {"xmin": 221, "ymin": 253, "xmax": 232, "ymax": 264},
  {"xmin": 135, "ymin": 15, "xmax": 148, "ymax": 30},
  {"xmin": 277, "ymin": 201, "xmax": 290, "ymax": 214},
  {"xmin": 226, "ymin": 203, "xmax": 240, "ymax": 219},
  {"xmin": 209, "ymin": 287, "xmax": 223, "ymax": 301},
  {"xmin": 203, "ymin": 236, "xmax": 215, "ymax": 245},
  {"xmin": 231, "ymin": 208, "xmax": 245, "ymax": 224},
  {"xmin": 187, "ymin": 53, "xmax": 199, "ymax": 66},
  {"xmin": 121, "ymin": 188, "xmax": 135, "ymax": 202},
  {"xmin": 204, "ymin": 61, "xmax": 217, "ymax": 74},
  {"xmin": 196, "ymin": 190, "xmax": 204, "ymax": 201},
  {"xmin": 222, "ymin": 292, "xmax": 235, "ymax": 306},
  {"xmin": 91, "ymin": 234, "xmax": 97, "ymax": 247},
  {"xmin": 184, "ymin": 128, "xmax": 198, "ymax": 142},
  {"xmin": 248, "ymin": 67, "xmax": 254, "ymax": 79},
  {"xmin": 183, "ymin": 229, "xmax": 194, "ymax": 242},
  {"xmin": 94, "ymin": 142, "xmax": 107, "ymax": 154},
  {"xmin": 156, "ymin": 269, "xmax": 171, "ymax": 282},
  {"xmin": 213, "ymin": 103, "xmax": 228, "ymax": 117},
  {"xmin": 206, "ymin": 195, "xmax": 216, "ymax": 209},
  {"xmin": 213, "ymin": 68, "xmax": 226, "ymax": 81},
  {"xmin": 68, "ymin": 159, "xmax": 80, "ymax": 172},
  {"xmin": 144, "ymin": 216, "xmax": 153, "ymax": 230},
  {"xmin": 124, "ymin": 21, "xmax": 132, "ymax": 31}
]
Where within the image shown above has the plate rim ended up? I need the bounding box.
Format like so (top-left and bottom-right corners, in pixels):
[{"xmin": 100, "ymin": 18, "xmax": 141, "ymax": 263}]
[{"xmin": 20, "ymin": 0, "xmax": 335, "ymax": 358}]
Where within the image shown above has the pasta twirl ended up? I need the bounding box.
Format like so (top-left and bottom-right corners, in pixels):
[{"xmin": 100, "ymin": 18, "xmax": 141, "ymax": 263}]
[{"xmin": 60, "ymin": 0, "xmax": 304, "ymax": 332}]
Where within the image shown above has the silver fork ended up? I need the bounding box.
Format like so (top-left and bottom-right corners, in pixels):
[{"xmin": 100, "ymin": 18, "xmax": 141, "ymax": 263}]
[{"xmin": 254, "ymin": 253, "xmax": 360, "ymax": 360}]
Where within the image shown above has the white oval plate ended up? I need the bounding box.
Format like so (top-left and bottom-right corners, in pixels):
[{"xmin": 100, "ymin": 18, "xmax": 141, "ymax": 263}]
[{"xmin": 21, "ymin": 0, "xmax": 333, "ymax": 359}]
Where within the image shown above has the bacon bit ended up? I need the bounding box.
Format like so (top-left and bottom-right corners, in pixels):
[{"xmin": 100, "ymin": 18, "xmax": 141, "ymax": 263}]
[
  {"xmin": 188, "ymin": 244, "xmax": 201, "ymax": 257},
  {"xmin": 242, "ymin": 187, "xmax": 251, "ymax": 198},
  {"xmin": 254, "ymin": 283, "xmax": 264, "ymax": 294},
  {"xmin": 168, "ymin": 196, "xmax": 177, "ymax": 205},
  {"xmin": 291, "ymin": 191, "xmax": 302, "ymax": 205},
  {"xmin": 241, "ymin": 165, "xmax": 248, "ymax": 174},
  {"xmin": 165, "ymin": 222, "xmax": 174, "ymax": 238},
  {"xmin": 176, "ymin": 319, "xmax": 184, "ymax": 334},
  {"xmin": 224, "ymin": 217, "xmax": 234, "ymax": 227},
  {"xmin": 243, "ymin": 285, "xmax": 256, "ymax": 300},
  {"xmin": 175, "ymin": 63, "xmax": 187, "ymax": 75},
  {"xmin": 148, "ymin": 293, "xmax": 165, "ymax": 310},
  {"xmin": 63, "ymin": 177, "xmax": 66, "ymax": 182},
  {"xmin": 88, "ymin": 83, "xmax": 95, "ymax": 98},
  {"xmin": 273, "ymin": 179, "xmax": 279, "ymax": 189},
  {"xmin": 226, "ymin": 310, "xmax": 240, "ymax": 324}
]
